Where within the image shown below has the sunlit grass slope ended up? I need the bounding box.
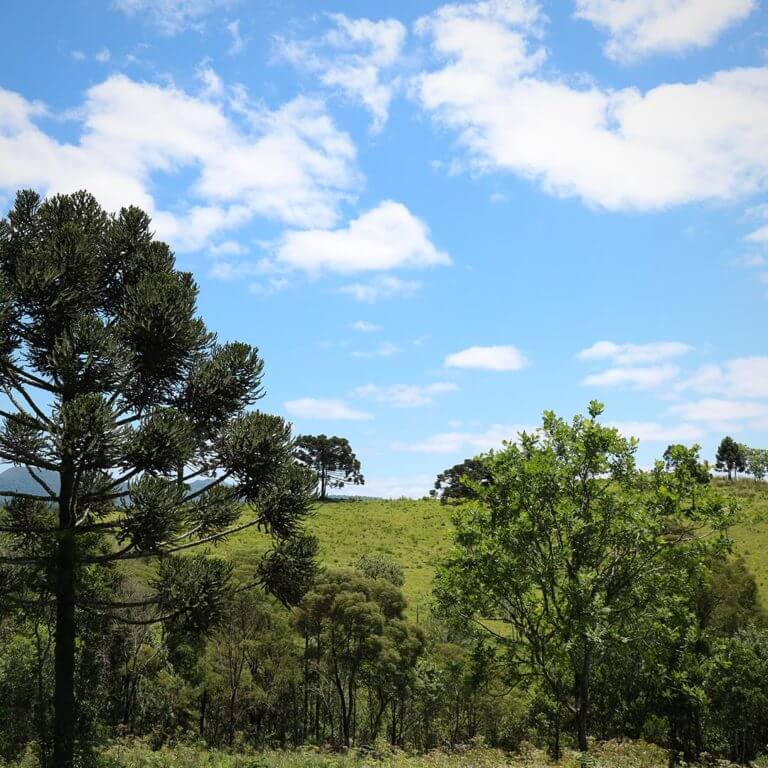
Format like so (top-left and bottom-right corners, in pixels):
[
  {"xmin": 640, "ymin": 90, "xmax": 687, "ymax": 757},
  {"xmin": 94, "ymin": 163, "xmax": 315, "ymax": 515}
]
[
  {"xmin": 221, "ymin": 498, "xmax": 454, "ymax": 615},
  {"xmin": 717, "ymin": 479, "xmax": 768, "ymax": 597},
  {"xmin": 208, "ymin": 479, "xmax": 768, "ymax": 613}
]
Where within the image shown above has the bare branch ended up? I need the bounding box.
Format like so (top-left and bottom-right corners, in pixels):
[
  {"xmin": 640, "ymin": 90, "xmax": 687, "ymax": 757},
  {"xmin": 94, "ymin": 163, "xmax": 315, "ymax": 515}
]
[{"xmin": 26, "ymin": 466, "xmax": 58, "ymax": 500}]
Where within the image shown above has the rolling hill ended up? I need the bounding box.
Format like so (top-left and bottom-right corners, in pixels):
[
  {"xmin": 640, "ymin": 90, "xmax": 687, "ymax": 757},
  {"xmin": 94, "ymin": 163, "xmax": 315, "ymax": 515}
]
[{"xmin": 2, "ymin": 467, "xmax": 766, "ymax": 612}]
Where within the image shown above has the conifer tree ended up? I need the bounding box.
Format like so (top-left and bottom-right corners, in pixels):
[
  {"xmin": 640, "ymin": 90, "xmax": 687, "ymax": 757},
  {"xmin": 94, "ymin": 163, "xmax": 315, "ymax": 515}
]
[{"xmin": 0, "ymin": 190, "xmax": 317, "ymax": 767}]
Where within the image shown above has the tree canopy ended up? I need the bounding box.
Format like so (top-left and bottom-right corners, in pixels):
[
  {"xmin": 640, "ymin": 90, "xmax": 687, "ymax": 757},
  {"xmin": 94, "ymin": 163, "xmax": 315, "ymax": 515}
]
[
  {"xmin": 436, "ymin": 402, "xmax": 733, "ymax": 753},
  {"xmin": 0, "ymin": 190, "xmax": 318, "ymax": 767},
  {"xmin": 294, "ymin": 435, "xmax": 364, "ymax": 500},
  {"xmin": 715, "ymin": 437, "xmax": 747, "ymax": 480},
  {"xmin": 430, "ymin": 456, "xmax": 492, "ymax": 504}
]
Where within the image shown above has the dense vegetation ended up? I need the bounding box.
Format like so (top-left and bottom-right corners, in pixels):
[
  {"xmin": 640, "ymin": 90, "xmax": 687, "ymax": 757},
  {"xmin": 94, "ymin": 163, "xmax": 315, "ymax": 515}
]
[{"xmin": 2, "ymin": 191, "xmax": 768, "ymax": 768}]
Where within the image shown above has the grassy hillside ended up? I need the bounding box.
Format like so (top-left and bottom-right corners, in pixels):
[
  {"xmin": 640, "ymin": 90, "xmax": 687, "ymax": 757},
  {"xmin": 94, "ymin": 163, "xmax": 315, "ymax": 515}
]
[
  {"xmin": 223, "ymin": 497, "xmax": 454, "ymax": 615},
  {"xmin": 216, "ymin": 479, "xmax": 768, "ymax": 614},
  {"xmin": 718, "ymin": 478, "xmax": 768, "ymax": 597}
]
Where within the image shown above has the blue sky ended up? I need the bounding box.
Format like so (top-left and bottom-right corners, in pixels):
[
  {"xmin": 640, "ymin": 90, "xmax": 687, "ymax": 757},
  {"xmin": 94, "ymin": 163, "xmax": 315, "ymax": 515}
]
[{"xmin": 1, "ymin": 0, "xmax": 767, "ymax": 496}]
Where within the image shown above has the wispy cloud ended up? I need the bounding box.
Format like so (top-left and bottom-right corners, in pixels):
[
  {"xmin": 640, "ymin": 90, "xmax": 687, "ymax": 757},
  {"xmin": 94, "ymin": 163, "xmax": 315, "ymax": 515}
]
[
  {"xmin": 285, "ymin": 398, "xmax": 373, "ymax": 421},
  {"xmin": 353, "ymin": 382, "xmax": 458, "ymax": 408}
]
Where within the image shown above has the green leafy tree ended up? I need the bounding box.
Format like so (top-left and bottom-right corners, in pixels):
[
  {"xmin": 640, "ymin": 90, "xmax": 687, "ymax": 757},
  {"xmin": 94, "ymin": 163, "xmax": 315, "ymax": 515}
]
[
  {"xmin": 294, "ymin": 569, "xmax": 412, "ymax": 746},
  {"xmin": 715, "ymin": 436, "xmax": 747, "ymax": 480},
  {"xmin": 430, "ymin": 456, "xmax": 492, "ymax": 504},
  {"xmin": 294, "ymin": 435, "xmax": 364, "ymax": 500},
  {"xmin": 744, "ymin": 446, "xmax": 768, "ymax": 482},
  {"xmin": 705, "ymin": 627, "xmax": 768, "ymax": 762},
  {"xmin": 436, "ymin": 402, "xmax": 732, "ymax": 752},
  {"xmin": 0, "ymin": 190, "xmax": 317, "ymax": 767},
  {"xmin": 355, "ymin": 551, "xmax": 405, "ymax": 587}
]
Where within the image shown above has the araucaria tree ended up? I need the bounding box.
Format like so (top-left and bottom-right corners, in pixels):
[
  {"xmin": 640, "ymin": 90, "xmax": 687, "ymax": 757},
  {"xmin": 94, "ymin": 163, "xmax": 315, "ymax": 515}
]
[
  {"xmin": 436, "ymin": 402, "xmax": 731, "ymax": 753},
  {"xmin": 0, "ymin": 191, "xmax": 318, "ymax": 767},
  {"xmin": 294, "ymin": 435, "xmax": 364, "ymax": 500},
  {"xmin": 715, "ymin": 436, "xmax": 747, "ymax": 480}
]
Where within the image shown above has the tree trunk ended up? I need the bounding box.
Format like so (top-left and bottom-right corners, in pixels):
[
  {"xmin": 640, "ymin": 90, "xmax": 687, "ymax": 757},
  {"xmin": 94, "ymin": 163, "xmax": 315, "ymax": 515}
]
[
  {"xmin": 53, "ymin": 528, "xmax": 76, "ymax": 768},
  {"xmin": 574, "ymin": 652, "xmax": 591, "ymax": 752}
]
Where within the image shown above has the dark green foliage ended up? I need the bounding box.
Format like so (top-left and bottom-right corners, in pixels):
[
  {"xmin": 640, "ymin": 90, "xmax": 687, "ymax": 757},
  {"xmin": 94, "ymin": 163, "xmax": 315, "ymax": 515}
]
[
  {"xmin": 436, "ymin": 402, "xmax": 733, "ymax": 754},
  {"xmin": 430, "ymin": 456, "xmax": 492, "ymax": 504},
  {"xmin": 294, "ymin": 569, "xmax": 422, "ymax": 746},
  {"xmin": 0, "ymin": 190, "xmax": 316, "ymax": 767},
  {"xmin": 705, "ymin": 627, "xmax": 768, "ymax": 762},
  {"xmin": 715, "ymin": 436, "xmax": 747, "ymax": 480},
  {"xmin": 294, "ymin": 435, "xmax": 364, "ymax": 500}
]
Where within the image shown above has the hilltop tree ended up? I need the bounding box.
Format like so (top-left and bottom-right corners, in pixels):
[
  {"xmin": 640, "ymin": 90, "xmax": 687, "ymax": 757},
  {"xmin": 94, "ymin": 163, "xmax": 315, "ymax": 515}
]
[
  {"xmin": 436, "ymin": 403, "xmax": 732, "ymax": 753},
  {"xmin": 744, "ymin": 446, "xmax": 768, "ymax": 482},
  {"xmin": 715, "ymin": 436, "xmax": 747, "ymax": 480},
  {"xmin": 431, "ymin": 456, "xmax": 492, "ymax": 504},
  {"xmin": 0, "ymin": 190, "xmax": 318, "ymax": 767},
  {"xmin": 294, "ymin": 435, "xmax": 363, "ymax": 500}
]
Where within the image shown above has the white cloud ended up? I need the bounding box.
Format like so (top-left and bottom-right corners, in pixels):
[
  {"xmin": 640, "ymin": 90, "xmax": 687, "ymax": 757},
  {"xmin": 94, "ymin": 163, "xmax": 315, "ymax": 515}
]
[
  {"xmin": 113, "ymin": 0, "xmax": 233, "ymax": 35},
  {"xmin": 414, "ymin": 1, "xmax": 768, "ymax": 210},
  {"xmin": 582, "ymin": 365, "xmax": 679, "ymax": 389},
  {"xmin": 351, "ymin": 320, "xmax": 381, "ymax": 332},
  {"xmin": 401, "ymin": 423, "xmax": 532, "ymax": 454},
  {"xmin": 445, "ymin": 345, "xmax": 528, "ymax": 371},
  {"xmin": 353, "ymin": 382, "xmax": 459, "ymax": 407},
  {"xmin": 668, "ymin": 398, "xmax": 768, "ymax": 425},
  {"xmin": 352, "ymin": 342, "xmax": 400, "ymax": 358},
  {"xmin": 227, "ymin": 19, "xmax": 245, "ymax": 55},
  {"xmin": 95, "ymin": 48, "xmax": 112, "ymax": 63},
  {"xmin": 609, "ymin": 420, "xmax": 704, "ymax": 443},
  {"xmin": 676, "ymin": 356, "xmax": 768, "ymax": 399},
  {"xmin": 0, "ymin": 75, "xmax": 358, "ymax": 252},
  {"xmin": 274, "ymin": 201, "xmax": 449, "ymax": 274},
  {"xmin": 278, "ymin": 14, "xmax": 406, "ymax": 132},
  {"xmin": 285, "ymin": 398, "xmax": 372, "ymax": 421},
  {"xmin": 577, "ymin": 340, "xmax": 692, "ymax": 364},
  {"xmin": 209, "ymin": 240, "xmax": 246, "ymax": 256},
  {"xmin": 338, "ymin": 276, "xmax": 423, "ymax": 302},
  {"xmin": 574, "ymin": 0, "xmax": 756, "ymax": 62},
  {"xmin": 248, "ymin": 277, "xmax": 289, "ymax": 296}
]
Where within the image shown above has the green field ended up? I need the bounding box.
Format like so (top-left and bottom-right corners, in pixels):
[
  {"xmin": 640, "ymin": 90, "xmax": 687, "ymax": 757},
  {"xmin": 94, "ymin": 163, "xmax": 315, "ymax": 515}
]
[
  {"xmin": 215, "ymin": 479, "xmax": 768, "ymax": 613},
  {"xmin": 222, "ymin": 497, "xmax": 454, "ymax": 615}
]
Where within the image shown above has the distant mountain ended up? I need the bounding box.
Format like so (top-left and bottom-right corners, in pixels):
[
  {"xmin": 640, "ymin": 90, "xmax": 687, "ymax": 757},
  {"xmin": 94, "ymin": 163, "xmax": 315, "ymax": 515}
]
[{"xmin": 0, "ymin": 466, "xmax": 215, "ymax": 504}]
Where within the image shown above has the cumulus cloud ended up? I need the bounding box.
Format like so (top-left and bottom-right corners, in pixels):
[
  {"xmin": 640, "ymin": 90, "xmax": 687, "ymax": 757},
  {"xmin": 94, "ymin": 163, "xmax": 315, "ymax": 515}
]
[
  {"xmin": 445, "ymin": 345, "xmax": 528, "ymax": 371},
  {"xmin": 113, "ymin": 0, "xmax": 233, "ymax": 35},
  {"xmin": 574, "ymin": 0, "xmax": 756, "ymax": 62},
  {"xmin": 0, "ymin": 74, "xmax": 358, "ymax": 251},
  {"xmin": 676, "ymin": 356, "xmax": 768, "ymax": 399},
  {"xmin": 609, "ymin": 420, "xmax": 704, "ymax": 443},
  {"xmin": 577, "ymin": 340, "xmax": 692, "ymax": 364},
  {"xmin": 278, "ymin": 14, "xmax": 406, "ymax": 132},
  {"xmin": 274, "ymin": 201, "xmax": 449, "ymax": 274},
  {"xmin": 668, "ymin": 398, "xmax": 768, "ymax": 426},
  {"xmin": 338, "ymin": 276, "xmax": 423, "ymax": 302},
  {"xmin": 285, "ymin": 398, "xmax": 372, "ymax": 421},
  {"xmin": 353, "ymin": 382, "xmax": 459, "ymax": 407},
  {"xmin": 414, "ymin": 1, "xmax": 768, "ymax": 210},
  {"xmin": 401, "ymin": 423, "xmax": 532, "ymax": 454}
]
